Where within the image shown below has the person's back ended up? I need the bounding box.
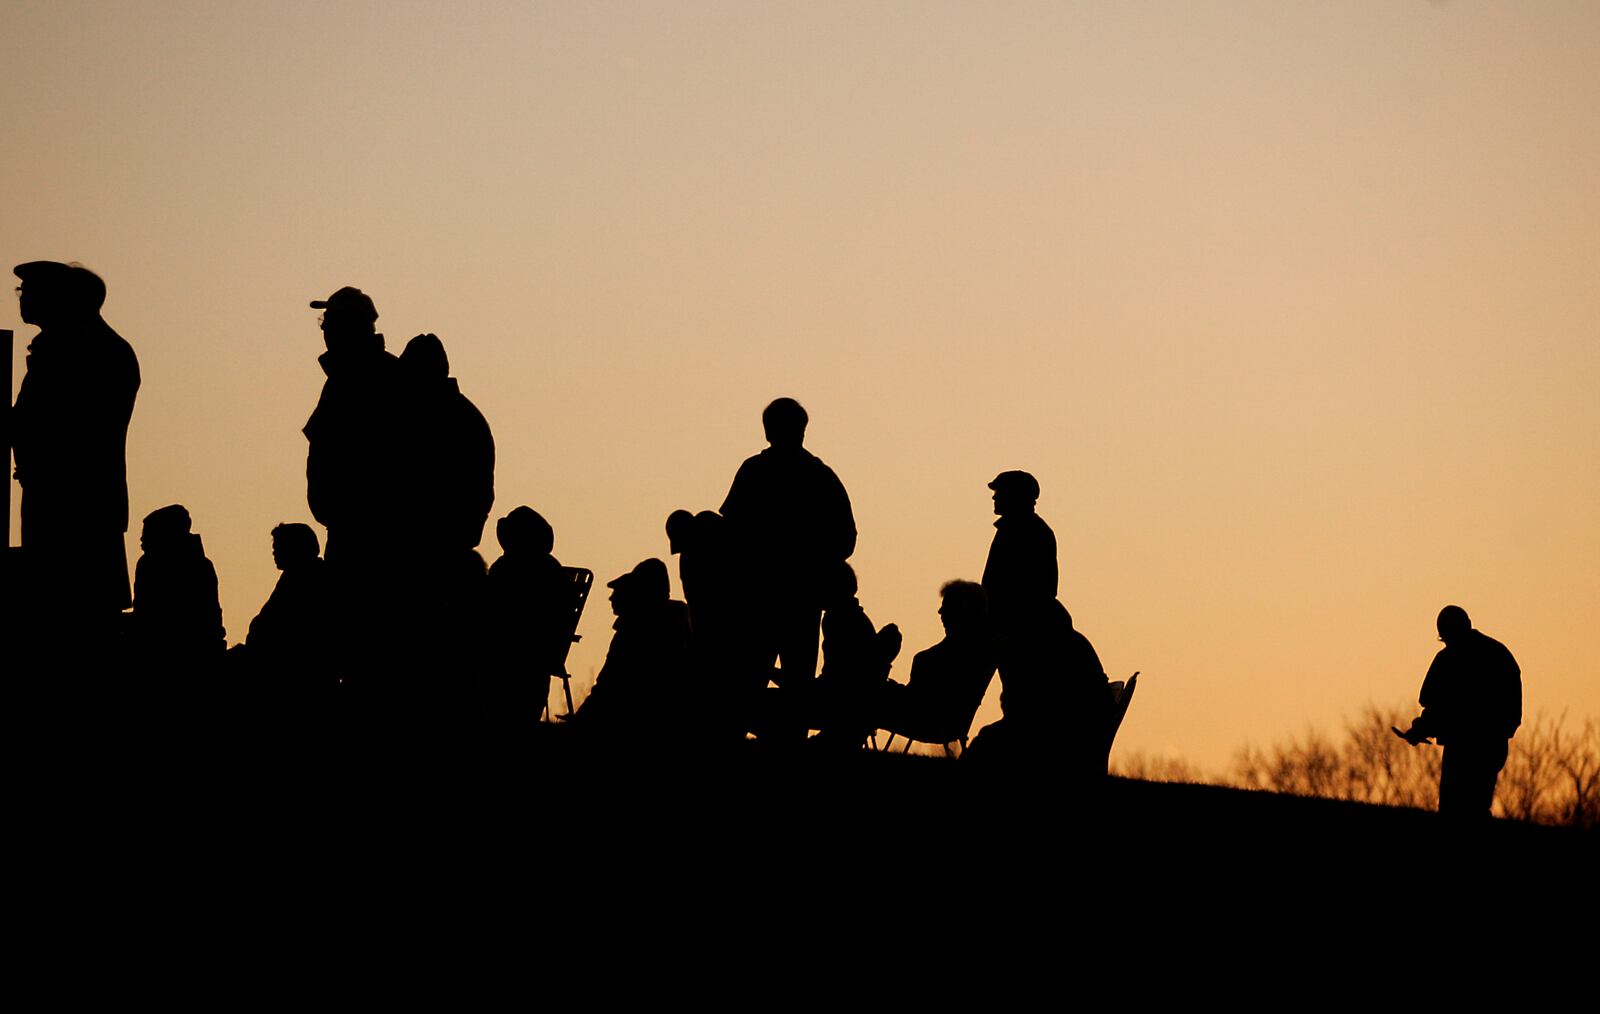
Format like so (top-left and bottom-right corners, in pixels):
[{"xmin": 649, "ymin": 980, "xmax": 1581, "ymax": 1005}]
[
  {"xmin": 719, "ymin": 398, "xmax": 855, "ymax": 706},
  {"xmin": 399, "ymin": 333, "xmax": 496, "ymax": 556},
  {"xmin": 1419, "ymin": 629, "xmax": 1522, "ymax": 746},
  {"xmin": 896, "ymin": 636, "xmax": 995, "ymax": 739}
]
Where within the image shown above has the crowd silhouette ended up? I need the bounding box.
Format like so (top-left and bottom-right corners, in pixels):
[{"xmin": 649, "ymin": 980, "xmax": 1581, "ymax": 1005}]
[{"xmin": 6, "ymin": 263, "xmax": 1524, "ymax": 821}]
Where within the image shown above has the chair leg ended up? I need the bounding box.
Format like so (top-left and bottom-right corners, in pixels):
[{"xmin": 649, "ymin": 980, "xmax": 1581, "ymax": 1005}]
[
  {"xmin": 882, "ymin": 733, "xmax": 895, "ymax": 753},
  {"xmin": 562, "ymin": 676, "xmax": 575, "ymax": 716},
  {"xmin": 901, "ymin": 738, "xmax": 913, "ymax": 754}
]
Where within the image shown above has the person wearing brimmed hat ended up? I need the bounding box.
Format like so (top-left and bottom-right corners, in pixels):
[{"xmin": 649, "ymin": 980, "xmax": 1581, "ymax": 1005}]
[
  {"xmin": 570, "ymin": 558, "xmax": 691, "ymax": 742},
  {"xmin": 980, "ymin": 469, "xmax": 1057, "ymax": 627},
  {"xmin": 11, "ymin": 261, "xmax": 141, "ymax": 633}
]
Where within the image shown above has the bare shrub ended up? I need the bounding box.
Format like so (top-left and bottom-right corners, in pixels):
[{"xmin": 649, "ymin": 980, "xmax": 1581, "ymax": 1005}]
[
  {"xmin": 1225, "ymin": 704, "xmax": 1598, "ymax": 828},
  {"xmin": 1111, "ymin": 751, "xmax": 1206, "ymax": 784}
]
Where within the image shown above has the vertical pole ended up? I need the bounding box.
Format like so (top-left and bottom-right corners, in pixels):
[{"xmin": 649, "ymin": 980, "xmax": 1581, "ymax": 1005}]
[{"xmin": 3, "ymin": 328, "xmax": 11, "ymax": 553}]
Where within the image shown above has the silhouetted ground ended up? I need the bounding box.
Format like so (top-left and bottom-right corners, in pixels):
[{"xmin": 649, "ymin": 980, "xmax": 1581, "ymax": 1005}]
[{"xmin": 20, "ymin": 724, "xmax": 1590, "ymax": 997}]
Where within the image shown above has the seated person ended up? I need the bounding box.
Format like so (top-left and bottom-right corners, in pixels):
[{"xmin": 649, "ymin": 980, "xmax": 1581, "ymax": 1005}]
[
  {"xmin": 236, "ymin": 523, "xmax": 332, "ymax": 672},
  {"xmin": 877, "ymin": 580, "xmax": 996, "ymax": 746},
  {"xmin": 810, "ymin": 562, "xmax": 901, "ymax": 750},
  {"xmin": 484, "ymin": 506, "xmax": 571, "ymax": 729},
  {"xmin": 227, "ymin": 522, "xmax": 337, "ymax": 746},
  {"xmin": 569, "ymin": 558, "xmax": 690, "ymax": 744},
  {"xmin": 129, "ymin": 504, "xmax": 226, "ymax": 668},
  {"xmin": 964, "ymin": 600, "xmax": 1112, "ymax": 777}
]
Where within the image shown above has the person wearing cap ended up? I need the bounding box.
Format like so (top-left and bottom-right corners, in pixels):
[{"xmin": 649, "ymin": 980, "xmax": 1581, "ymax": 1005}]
[
  {"xmin": 719, "ymin": 398, "xmax": 856, "ymax": 720},
  {"xmin": 11, "ymin": 261, "xmax": 141, "ymax": 634},
  {"xmin": 570, "ymin": 558, "xmax": 691, "ymax": 742},
  {"xmin": 980, "ymin": 470, "xmax": 1058, "ymax": 629},
  {"xmin": 1397, "ymin": 605, "xmax": 1522, "ymax": 819},
  {"xmin": 301, "ymin": 286, "xmax": 407, "ymax": 568}
]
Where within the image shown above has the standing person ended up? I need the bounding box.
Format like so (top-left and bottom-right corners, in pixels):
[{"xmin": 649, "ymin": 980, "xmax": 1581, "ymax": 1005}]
[
  {"xmin": 11, "ymin": 262, "xmax": 140, "ymax": 638},
  {"xmin": 980, "ymin": 470, "xmax": 1057, "ymax": 627},
  {"xmin": 301, "ymin": 286, "xmax": 406, "ymax": 572},
  {"xmin": 301, "ymin": 286, "xmax": 431, "ymax": 760},
  {"xmin": 398, "ymin": 332, "xmax": 495, "ymax": 559},
  {"xmin": 719, "ymin": 398, "xmax": 856, "ymax": 730},
  {"xmin": 1398, "ymin": 605, "xmax": 1523, "ymax": 819}
]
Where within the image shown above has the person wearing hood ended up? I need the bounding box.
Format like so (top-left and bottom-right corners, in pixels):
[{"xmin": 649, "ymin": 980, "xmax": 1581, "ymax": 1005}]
[
  {"xmin": 129, "ymin": 504, "xmax": 226, "ymax": 665},
  {"xmin": 398, "ymin": 332, "xmax": 495, "ymax": 558}
]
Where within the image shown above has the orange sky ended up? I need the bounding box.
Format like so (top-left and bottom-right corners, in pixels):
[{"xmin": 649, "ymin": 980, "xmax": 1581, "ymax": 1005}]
[{"xmin": 5, "ymin": 2, "xmax": 1597, "ymax": 773}]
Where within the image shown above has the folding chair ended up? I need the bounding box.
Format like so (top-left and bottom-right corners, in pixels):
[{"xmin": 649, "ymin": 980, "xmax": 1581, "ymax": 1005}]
[
  {"xmin": 878, "ymin": 657, "xmax": 998, "ymax": 759},
  {"xmin": 1103, "ymin": 671, "xmax": 1139, "ymax": 762},
  {"xmin": 544, "ymin": 567, "xmax": 593, "ymax": 719}
]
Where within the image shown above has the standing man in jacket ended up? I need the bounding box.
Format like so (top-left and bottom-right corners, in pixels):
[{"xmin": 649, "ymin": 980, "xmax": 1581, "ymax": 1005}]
[
  {"xmin": 1399, "ymin": 605, "xmax": 1523, "ymax": 819},
  {"xmin": 12, "ymin": 261, "xmax": 140, "ymax": 639}
]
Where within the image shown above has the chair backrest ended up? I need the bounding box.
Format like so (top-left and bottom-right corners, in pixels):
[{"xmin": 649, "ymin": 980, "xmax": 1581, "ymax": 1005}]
[
  {"xmin": 549, "ymin": 567, "xmax": 593, "ymax": 678},
  {"xmin": 1106, "ymin": 671, "xmax": 1139, "ymax": 750}
]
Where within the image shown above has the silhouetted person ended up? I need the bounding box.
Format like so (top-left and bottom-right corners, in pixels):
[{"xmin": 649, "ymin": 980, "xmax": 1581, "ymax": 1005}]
[
  {"xmin": 484, "ymin": 506, "xmax": 568, "ymax": 735},
  {"xmin": 877, "ymin": 580, "xmax": 997, "ymax": 747},
  {"xmin": 302, "ymin": 286, "xmax": 406, "ymax": 571},
  {"xmin": 810, "ymin": 562, "xmax": 901, "ymax": 751},
  {"xmin": 399, "ymin": 333, "xmax": 496, "ymax": 555},
  {"xmin": 571, "ymin": 558, "xmax": 691, "ymax": 746},
  {"xmin": 720, "ymin": 398, "xmax": 856, "ymax": 729},
  {"xmin": 668, "ymin": 508, "xmax": 757, "ymax": 742},
  {"xmin": 965, "ymin": 602, "xmax": 1111, "ymax": 779},
  {"xmin": 237, "ymin": 523, "xmax": 333, "ymax": 677},
  {"xmin": 1398, "ymin": 606, "xmax": 1522, "ymax": 820},
  {"xmin": 227, "ymin": 523, "xmax": 337, "ymax": 750},
  {"xmin": 980, "ymin": 470, "xmax": 1057, "ymax": 628},
  {"xmin": 302, "ymin": 287, "xmax": 444, "ymax": 756},
  {"xmin": 129, "ymin": 505, "xmax": 226, "ymax": 697},
  {"xmin": 11, "ymin": 262, "xmax": 140, "ymax": 644}
]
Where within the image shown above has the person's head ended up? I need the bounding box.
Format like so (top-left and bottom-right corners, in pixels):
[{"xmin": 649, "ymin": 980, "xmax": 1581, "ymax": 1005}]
[
  {"xmin": 988, "ymin": 470, "xmax": 1040, "ymax": 517},
  {"xmin": 270, "ymin": 522, "xmax": 321, "ymax": 571},
  {"xmin": 665, "ymin": 509, "xmax": 696, "ymax": 555},
  {"xmin": 607, "ymin": 558, "xmax": 670, "ymax": 615},
  {"xmin": 14, "ymin": 261, "xmax": 106, "ymax": 327},
  {"xmin": 938, "ymin": 580, "xmax": 988, "ymax": 636},
  {"xmin": 762, "ymin": 398, "xmax": 808, "ymax": 449},
  {"xmin": 497, "ymin": 506, "xmax": 554, "ymax": 557},
  {"xmin": 822, "ymin": 561, "xmax": 859, "ymax": 607},
  {"xmin": 310, "ymin": 286, "xmax": 379, "ymax": 354},
  {"xmin": 400, "ymin": 332, "xmax": 449, "ymax": 379},
  {"xmin": 141, "ymin": 504, "xmax": 193, "ymax": 551},
  {"xmin": 1437, "ymin": 604, "xmax": 1472, "ymax": 645}
]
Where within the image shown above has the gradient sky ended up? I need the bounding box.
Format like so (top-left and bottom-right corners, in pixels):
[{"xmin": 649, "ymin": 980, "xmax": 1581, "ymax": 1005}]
[{"xmin": 6, "ymin": 1, "xmax": 1597, "ymax": 773}]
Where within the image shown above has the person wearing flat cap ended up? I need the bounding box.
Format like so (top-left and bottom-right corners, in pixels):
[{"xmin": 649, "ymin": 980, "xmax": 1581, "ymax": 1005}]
[
  {"xmin": 11, "ymin": 261, "xmax": 141, "ymax": 632},
  {"xmin": 980, "ymin": 470, "xmax": 1058, "ymax": 630}
]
